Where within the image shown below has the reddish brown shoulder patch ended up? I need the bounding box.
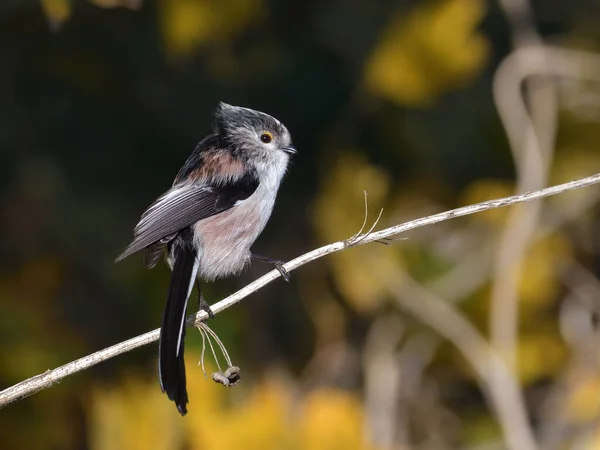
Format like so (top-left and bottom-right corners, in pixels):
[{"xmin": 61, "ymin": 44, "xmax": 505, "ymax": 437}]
[{"xmin": 188, "ymin": 150, "xmax": 245, "ymax": 182}]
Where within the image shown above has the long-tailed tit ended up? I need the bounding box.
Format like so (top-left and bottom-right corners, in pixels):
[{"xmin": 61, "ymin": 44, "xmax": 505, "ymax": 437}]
[{"xmin": 116, "ymin": 102, "xmax": 295, "ymax": 415}]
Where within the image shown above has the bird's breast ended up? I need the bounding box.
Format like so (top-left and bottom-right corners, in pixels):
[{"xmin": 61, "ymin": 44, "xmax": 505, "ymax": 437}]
[{"xmin": 193, "ymin": 186, "xmax": 276, "ymax": 281}]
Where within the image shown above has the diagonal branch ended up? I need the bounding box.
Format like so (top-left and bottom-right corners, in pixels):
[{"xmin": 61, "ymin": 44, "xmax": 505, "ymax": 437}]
[{"xmin": 2, "ymin": 172, "xmax": 600, "ymax": 408}]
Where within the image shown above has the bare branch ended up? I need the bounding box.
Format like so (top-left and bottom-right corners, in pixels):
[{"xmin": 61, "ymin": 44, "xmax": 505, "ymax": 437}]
[
  {"xmin": 355, "ymin": 190, "xmax": 370, "ymax": 238},
  {"xmin": 2, "ymin": 172, "xmax": 600, "ymax": 408}
]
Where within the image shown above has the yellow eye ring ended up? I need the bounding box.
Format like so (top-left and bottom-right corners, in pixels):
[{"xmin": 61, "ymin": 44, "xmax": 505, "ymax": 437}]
[{"xmin": 260, "ymin": 132, "xmax": 273, "ymax": 144}]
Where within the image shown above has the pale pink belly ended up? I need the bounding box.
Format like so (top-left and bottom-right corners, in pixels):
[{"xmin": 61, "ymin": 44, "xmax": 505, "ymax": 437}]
[{"xmin": 193, "ymin": 193, "xmax": 272, "ymax": 281}]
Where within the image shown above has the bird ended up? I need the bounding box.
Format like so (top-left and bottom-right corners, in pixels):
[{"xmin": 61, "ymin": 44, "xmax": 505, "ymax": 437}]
[{"xmin": 115, "ymin": 102, "xmax": 295, "ymax": 415}]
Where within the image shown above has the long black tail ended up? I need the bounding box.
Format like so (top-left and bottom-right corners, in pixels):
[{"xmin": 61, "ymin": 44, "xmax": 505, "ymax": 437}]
[{"xmin": 159, "ymin": 244, "xmax": 198, "ymax": 416}]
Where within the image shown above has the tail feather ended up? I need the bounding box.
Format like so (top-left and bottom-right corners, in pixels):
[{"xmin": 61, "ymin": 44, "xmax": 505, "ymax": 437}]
[{"xmin": 159, "ymin": 244, "xmax": 199, "ymax": 416}]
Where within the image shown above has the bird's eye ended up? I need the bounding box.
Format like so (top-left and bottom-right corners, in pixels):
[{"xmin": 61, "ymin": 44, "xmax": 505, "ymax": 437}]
[{"xmin": 260, "ymin": 132, "xmax": 273, "ymax": 144}]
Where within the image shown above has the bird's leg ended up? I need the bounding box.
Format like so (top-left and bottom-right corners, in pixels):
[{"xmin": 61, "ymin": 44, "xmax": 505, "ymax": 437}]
[
  {"xmin": 196, "ymin": 280, "xmax": 214, "ymax": 319},
  {"xmin": 251, "ymin": 253, "xmax": 291, "ymax": 282}
]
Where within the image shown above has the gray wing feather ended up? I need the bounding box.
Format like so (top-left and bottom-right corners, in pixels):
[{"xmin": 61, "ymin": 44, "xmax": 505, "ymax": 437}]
[
  {"xmin": 116, "ymin": 170, "xmax": 260, "ymax": 265},
  {"xmin": 115, "ymin": 184, "xmax": 223, "ymax": 263}
]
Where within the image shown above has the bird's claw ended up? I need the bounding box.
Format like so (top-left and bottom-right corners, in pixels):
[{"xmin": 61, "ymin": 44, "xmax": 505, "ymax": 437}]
[
  {"xmin": 275, "ymin": 262, "xmax": 291, "ymax": 282},
  {"xmin": 198, "ymin": 294, "xmax": 215, "ymax": 320},
  {"xmin": 251, "ymin": 253, "xmax": 291, "ymax": 282}
]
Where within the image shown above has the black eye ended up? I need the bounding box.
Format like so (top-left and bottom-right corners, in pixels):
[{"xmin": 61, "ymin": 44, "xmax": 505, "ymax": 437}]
[{"xmin": 260, "ymin": 132, "xmax": 273, "ymax": 144}]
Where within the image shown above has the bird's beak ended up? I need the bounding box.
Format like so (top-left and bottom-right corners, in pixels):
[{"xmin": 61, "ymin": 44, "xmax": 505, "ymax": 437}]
[{"xmin": 282, "ymin": 146, "xmax": 297, "ymax": 155}]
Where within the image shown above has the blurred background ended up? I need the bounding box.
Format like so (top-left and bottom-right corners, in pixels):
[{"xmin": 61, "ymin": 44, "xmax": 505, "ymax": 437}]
[{"xmin": 3, "ymin": 0, "xmax": 600, "ymax": 449}]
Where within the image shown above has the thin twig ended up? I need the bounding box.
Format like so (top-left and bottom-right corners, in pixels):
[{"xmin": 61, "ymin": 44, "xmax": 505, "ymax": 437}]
[
  {"xmin": 347, "ymin": 208, "xmax": 384, "ymax": 247},
  {"xmin": 354, "ymin": 190, "xmax": 370, "ymax": 238},
  {"xmin": 198, "ymin": 322, "xmax": 233, "ymax": 367},
  {"xmin": 428, "ymin": 186, "xmax": 600, "ymax": 303},
  {"xmin": 2, "ymin": 173, "xmax": 600, "ymax": 408},
  {"xmin": 198, "ymin": 326, "xmax": 207, "ymax": 377},
  {"xmin": 204, "ymin": 327, "xmax": 221, "ymax": 374}
]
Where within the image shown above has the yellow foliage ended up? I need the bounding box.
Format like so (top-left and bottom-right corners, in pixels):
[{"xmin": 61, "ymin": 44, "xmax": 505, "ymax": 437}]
[
  {"xmin": 299, "ymin": 389, "xmax": 372, "ymax": 450},
  {"xmin": 312, "ymin": 153, "xmax": 401, "ymax": 314},
  {"xmin": 88, "ymin": 351, "xmax": 375, "ymax": 449},
  {"xmin": 460, "ymin": 414, "xmax": 502, "ymax": 447},
  {"xmin": 519, "ymin": 233, "xmax": 572, "ymax": 310},
  {"xmin": 575, "ymin": 429, "xmax": 600, "ymax": 450},
  {"xmin": 160, "ymin": 0, "xmax": 263, "ymax": 57},
  {"xmin": 566, "ymin": 373, "xmax": 600, "ymax": 423},
  {"xmin": 88, "ymin": 374, "xmax": 185, "ymax": 450},
  {"xmin": 364, "ymin": 0, "xmax": 489, "ymax": 106},
  {"xmin": 186, "ymin": 381, "xmax": 292, "ymax": 450},
  {"xmin": 517, "ymin": 332, "xmax": 567, "ymax": 384},
  {"xmin": 39, "ymin": 0, "xmax": 72, "ymax": 29}
]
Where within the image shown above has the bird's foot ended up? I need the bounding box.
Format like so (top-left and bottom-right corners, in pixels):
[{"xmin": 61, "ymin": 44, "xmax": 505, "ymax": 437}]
[
  {"xmin": 197, "ymin": 290, "xmax": 214, "ymax": 320},
  {"xmin": 251, "ymin": 253, "xmax": 291, "ymax": 282}
]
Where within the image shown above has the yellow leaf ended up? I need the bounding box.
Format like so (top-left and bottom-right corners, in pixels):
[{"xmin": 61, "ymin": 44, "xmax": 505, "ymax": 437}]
[
  {"xmin": 519, "ymin": 233, "xmax": 572, "ymax": 310},
  {"xmin": 160, "ymin": 0, "xmax": 213, "ymax": 56},
  {"xmin": 517, "ymin": 332, "xmax": 567, "ymax": 384},
  {"xmin": 88, "ymin": 352, "xmax": 224, "ymax": 450},
  {"xmin": 87, "ymin": 353, "xmax": 377, "ymax": 449},
  {"xmin": 566, "ymin": 374, "xmax": 600, "ymax": 423},
  {"xmin": 160, "ymin": 0, "xmax": 263, "ymax": 57},
  {"xmin": 299, "ymin": 389, "xmax": 373, "ymax": 450},
  {"xmin": 39, "ymin": 0, "xmax": 72, "ymax": 30},
  {"xmin": 364, "ymin": 0, "xmax": 489, "ymax": 106},
  {"xmin": 88, "ymin": 375, "xmax": 185, "ymax": 450},
  {"xmin": 186, "ymin": 379, "xmax": 292, "ymax": 450}
]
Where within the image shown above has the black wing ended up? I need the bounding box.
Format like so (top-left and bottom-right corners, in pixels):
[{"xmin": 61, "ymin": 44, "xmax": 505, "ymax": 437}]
[{"xmin": 115, "ymin": 172, "xmax": 259, "ymax": 264}]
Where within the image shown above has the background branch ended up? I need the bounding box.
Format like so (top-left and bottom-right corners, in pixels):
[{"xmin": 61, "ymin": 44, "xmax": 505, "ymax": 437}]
[
  {"xmin": 384, "ymin": 271, "xmax": 538, "ymax": 450},
  {"xmin": 2, "ymin": 172, "xmax": 600, "ymax": 409},
  {"xmin": 490, "ymin": 45, "xmax": 600, "ymax": 370}
]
